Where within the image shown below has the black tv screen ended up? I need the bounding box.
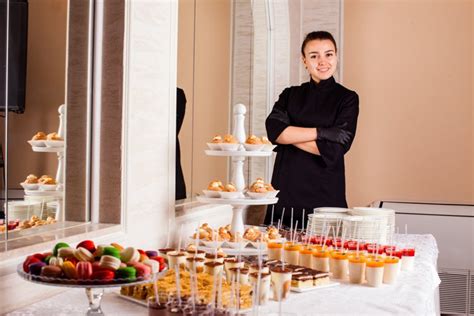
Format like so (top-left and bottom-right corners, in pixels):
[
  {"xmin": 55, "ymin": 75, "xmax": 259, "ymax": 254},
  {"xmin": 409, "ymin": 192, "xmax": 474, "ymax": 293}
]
[{"xmin": 0, "ymin": 0, "xmax": 28, "ymax": 114}]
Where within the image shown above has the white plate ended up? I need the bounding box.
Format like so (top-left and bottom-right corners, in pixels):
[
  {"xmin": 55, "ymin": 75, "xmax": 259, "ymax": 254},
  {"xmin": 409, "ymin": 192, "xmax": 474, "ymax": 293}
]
[
  {"xmin": 219, "ymin": 191, "xmax": 243, "ymax": 199},
  {"xmin": 246, "ymin": 191, "xmax": 269, "ymax": 199},
  {"xmin": 202, "ymin": 240, "xmax": 224, "ymax": 248},
  {"xmin": 314, "ymin": 207, "xmax": 349, "ymax": 213},
  {"xmin": 206, "ymin": 142, "xmax": 221, "ymax": 150},
  {"xmin": 44, "ymin": 140, "xmax": 64, "ymax": 148},
  {"xmin": 266, "ymin": 190, "xmax": 279, "ymax": 198},
  {"xmin": 39, "ymin": 184, "xmax": 58, "ymax": 191},
  {"xmin": 243, "ymin": 143, "xmax": 264, "ymax": 151},
  {"xmin": 20, "ymin": 182, "xmax": 39, "ymax": 190},
  {"xmin": 219, "ymin": 143, "xmax": 240, "ymax": 151},
  {"xmin": 27, "ymin": 140, "xmax": 46, "ymax": 147},
  {"xmin": 290, "ymin": 281, "xmax": 340, "ymax": 292},
  {"xmin": 202, "ymin": 190, "xmax": 221, "ymax": 198},
  {"xmin": 262, "ymin": 144, "xmax": 277, "ymax": 152},
  {"xmin": 24, "ymin": 189, "xmax": 63, "ymax": 197}
]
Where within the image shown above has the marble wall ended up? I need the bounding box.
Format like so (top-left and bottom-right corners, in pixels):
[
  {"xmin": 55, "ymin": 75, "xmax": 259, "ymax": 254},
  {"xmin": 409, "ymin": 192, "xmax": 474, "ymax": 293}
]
[{"xmin": 121, "ymin": 0, "xmax": 177, "ymax": 249}]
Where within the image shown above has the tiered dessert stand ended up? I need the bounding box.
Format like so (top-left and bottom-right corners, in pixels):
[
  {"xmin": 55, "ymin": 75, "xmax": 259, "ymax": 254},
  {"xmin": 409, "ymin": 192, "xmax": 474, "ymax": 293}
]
[
  {"xmin": 24, "ymin": 104, "xmax": 65, "ymax": 221},
  {"xmin": 17, "ymin": 264, "xmax": 168, "ymax": 315},
  {"xmin": 196, "ymin": 104, "xmax": 278, "ymax": 254}
]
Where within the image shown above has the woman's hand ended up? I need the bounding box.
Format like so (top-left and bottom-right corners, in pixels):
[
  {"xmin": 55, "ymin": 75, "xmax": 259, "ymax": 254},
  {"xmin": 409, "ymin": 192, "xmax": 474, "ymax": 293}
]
[{"xmin": 316, "ymin": 124, "xmax": 353, "ymax": 145}]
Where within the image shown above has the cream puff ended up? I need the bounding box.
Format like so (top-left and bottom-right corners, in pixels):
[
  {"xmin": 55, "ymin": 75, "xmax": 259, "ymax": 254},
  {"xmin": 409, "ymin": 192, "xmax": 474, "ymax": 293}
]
[{"xmin": 245, "ymin": 135, "xmax": 262, "ymax": 145}]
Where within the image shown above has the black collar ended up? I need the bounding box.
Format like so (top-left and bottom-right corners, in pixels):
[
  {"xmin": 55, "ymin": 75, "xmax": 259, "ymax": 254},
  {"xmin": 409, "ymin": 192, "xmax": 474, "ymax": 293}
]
[{"xmin": 310, "ymin": 76, "xmax": 336, "ymax": 91}]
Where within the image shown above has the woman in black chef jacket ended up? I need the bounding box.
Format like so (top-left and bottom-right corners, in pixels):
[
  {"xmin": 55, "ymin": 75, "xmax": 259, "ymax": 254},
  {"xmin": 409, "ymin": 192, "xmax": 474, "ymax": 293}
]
[{"xmin": 264, "ymin": 31, "xmax": 359, "ymax": 228}]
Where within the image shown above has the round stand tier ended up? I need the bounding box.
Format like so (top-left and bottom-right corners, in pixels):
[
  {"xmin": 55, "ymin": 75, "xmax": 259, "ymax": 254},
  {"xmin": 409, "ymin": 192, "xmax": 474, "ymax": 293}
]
[
  {"xmin": 31, "ymin": 146, "xmax": 64, "ymax": 153},
  {"xmin": 17, "ymin": 264, "xmax": 168, "ymax": 315},
  {"xmin": 196, "ymin": 195, "xmax": 277, "ymax": 236},
  {"xmin": 204, "ymin": 149, "xmax": 272, "ymax": 157}
]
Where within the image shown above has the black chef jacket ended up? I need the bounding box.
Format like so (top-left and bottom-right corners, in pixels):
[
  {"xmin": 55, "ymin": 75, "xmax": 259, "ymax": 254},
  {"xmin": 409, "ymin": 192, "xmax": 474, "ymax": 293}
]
[{"xmin": 264, "ymin": 76, "xmax": 359, "ymax": 228}]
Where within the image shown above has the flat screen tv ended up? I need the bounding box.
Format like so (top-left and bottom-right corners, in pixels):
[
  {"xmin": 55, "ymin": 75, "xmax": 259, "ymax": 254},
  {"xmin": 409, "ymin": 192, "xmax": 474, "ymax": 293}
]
[{"xmin": 0, "ymin": 0, "xmax": 28, "ymax": 114}]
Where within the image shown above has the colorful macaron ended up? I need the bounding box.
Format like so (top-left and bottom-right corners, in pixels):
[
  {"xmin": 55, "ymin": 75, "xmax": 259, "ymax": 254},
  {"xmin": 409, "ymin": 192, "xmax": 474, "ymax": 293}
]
[
  {"xmin": 120, "ymin": 247, "xmax": 140, "ymax": 263},
  {"xmin": 62, "ymin": 261, "xmax": 78, "ymax": 279},
  {"xmin": 74, "ymin": 247, "xmax": 95, "ymax": 262},
  {"xmin": 76, "ymin": 240, "xmax": 96, "ymax": 253},
  {"xmin": 99, "ymin": 255, "xmax": 121, "ymax": 271},
  {"xmin": 102, "ymin": 247, "xmax": 121, "ymax": 259},
  {"xmin": 53, "ymin": 242, "xmax": 70, "ymax": 256},
  {"xmin": 115, "ymin": 267, "xmax": 137, "ymax": 280},
  {"xmin": 41, "ymin": 265, "xmax": 63, "ymax": 278},
  {"xmin": 77, "ymin": 261, "xmax": 93, "ymax": 280}
]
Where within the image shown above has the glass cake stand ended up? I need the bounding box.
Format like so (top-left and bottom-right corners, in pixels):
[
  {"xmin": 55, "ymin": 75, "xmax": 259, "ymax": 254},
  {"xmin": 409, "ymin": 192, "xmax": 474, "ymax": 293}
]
[{"xmin": 17, "ymin": 264, "xmax": 168, "ymax": 315}]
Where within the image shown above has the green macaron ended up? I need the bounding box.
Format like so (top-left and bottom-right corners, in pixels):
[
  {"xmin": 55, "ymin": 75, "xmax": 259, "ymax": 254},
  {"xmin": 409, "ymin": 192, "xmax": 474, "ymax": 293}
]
[
  {"xmin": 53, "ymin": 242, "xmax": 70, "ymax": 256},
  {"xmin": 115, "ymin": 267, "xmax": 136, "ymax": 280},
  {"xmin": 103, "ymin": 246, "xmax": 121, "ymax": 259}
]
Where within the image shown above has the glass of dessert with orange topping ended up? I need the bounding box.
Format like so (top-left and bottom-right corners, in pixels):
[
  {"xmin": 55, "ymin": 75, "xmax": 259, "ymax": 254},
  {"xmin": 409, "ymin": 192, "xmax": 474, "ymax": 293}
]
[
  {"xmin": 299, "ymin": 246, "xmax": 314, "ymax": 268},
  {"xmin": 330, "ymin": 250, "xmax": 349, "ymax": 279},
  {"xmin": 383, "ymin": 256, "xmax": 400, "ymax": 284},
  {"xmin": 348, "ymin": 254, "xmax": 366, "ymax": 284},
  {"xmin": 267, "ymin": 242, "xmax": 283, "ymax": 261},
  {"xmin": 283, "ymin": 242, "xmax": 301, "ymax": 265},
  {"xmin": 312, "ymin": 249, "xmax": 330, "ymax": 272},
  {"xmin": 366, "ymin": 258, "xmax": 385, "ymax": 287}
]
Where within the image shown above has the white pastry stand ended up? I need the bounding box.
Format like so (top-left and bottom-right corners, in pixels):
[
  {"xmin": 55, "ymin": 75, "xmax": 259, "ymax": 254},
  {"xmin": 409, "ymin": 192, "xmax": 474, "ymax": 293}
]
[
  {"xmin": 26, "ymin": 104, "xmax": 66, "ymax": 221},
  {"xmin": 199, "ymin": 104, "xmax": 278, "ymax": 237}
]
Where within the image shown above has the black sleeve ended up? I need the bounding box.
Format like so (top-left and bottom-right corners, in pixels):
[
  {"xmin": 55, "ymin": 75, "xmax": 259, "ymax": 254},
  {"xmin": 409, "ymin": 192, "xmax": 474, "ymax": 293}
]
[
  {"xmin": 176, "ymin": 88, "xmax": 186, "ymax": 134},
  {"xmin": 265, "ymin": 88, "xmax": 291, "ymax": 143},
  {"xmin": 316, "ymin": 91, "xmax": 359, "ymax": 167}
]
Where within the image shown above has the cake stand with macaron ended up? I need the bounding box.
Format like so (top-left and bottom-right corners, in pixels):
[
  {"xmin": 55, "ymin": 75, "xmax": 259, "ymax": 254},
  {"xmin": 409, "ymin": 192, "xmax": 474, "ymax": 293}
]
[
  {"xmin": 197, "ymin": 104, "xmax": 278, "ymax": 253},
  {"xmin": 17, "ymin": 240, "xmax": 168, "ymax": 315}
]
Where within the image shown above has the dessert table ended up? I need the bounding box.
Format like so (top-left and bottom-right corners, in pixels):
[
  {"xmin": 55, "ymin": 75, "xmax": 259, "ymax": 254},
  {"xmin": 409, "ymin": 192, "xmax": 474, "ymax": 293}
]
[
  {"xmin": 257, "ymin": 234, "xmax": 440, "ymax": 316},
  {"xmin": 7, "ymin": 234, "xmax": 440, "ymax": 315}
]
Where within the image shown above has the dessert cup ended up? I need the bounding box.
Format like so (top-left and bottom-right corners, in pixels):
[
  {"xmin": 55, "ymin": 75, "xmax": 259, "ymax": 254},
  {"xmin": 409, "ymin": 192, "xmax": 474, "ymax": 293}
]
[
  {"xmin": 312, "ymin": 250, "xmax": 330, "ymax": 273},
  {"xmin": 249, "ymin": 272, "xmax": 271, "ymax": 305},
  {"xmin": 204, "ymin": 261, "xmax": 224, "ymax": 277},
  {"xmin": 270, "ymin": 267, "xmax": 292, "ymax": 301},
  {"xmin": 224, "ymin": 258, "xmax": 244, "ymax": 282},
  {"xmin": 283, "ymin": 243, "xmax": 301, "ymax": 265},
  {"xmin": 366, "ymin": 259, "xmax": 384, "ymax": 287},
  {"xmin": 383, "ymin": 256, "xmax": 400, "ymax": 284},
  {"xmin": 185, "ymin": 257, "xmax": 205, "ymax": 273},
  {"xmin": 228, "ymin": 267, "xmax": 250, "ymax": 285},
  {"xmin": 267, "ymin": 242, "xmax": 283, "ymax": 261},
  {"xmin": 330, "ymin": 251, "xmax": 349, "ymax": 280},
  {"xmin": 299, "ymin": 247, "xmax": 314, "ymax": 268},
  {"xmin": 348, "ymin": 255, "xmax": 366, "ymax": 284},
  {"xmin": 167, "ymin": 251, "xmax": 187, "ymax": 270}
]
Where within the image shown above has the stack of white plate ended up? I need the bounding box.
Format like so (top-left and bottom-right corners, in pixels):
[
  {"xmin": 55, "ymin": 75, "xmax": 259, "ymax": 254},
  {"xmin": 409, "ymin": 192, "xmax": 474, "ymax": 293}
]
[
  {"xmin": 342, "ymin": 216, "xmax": 389, "ymax": 244},
  {"xmin": 5, "ymin": 201, "xmax": 43, "ymax": 221},
  {"xmin": 348, "ymin": 207, "xmax": 396, "ymax": 243},
  {"xmin": 307, "ymin": 208, "xmax": 350, "ymax": 237}
]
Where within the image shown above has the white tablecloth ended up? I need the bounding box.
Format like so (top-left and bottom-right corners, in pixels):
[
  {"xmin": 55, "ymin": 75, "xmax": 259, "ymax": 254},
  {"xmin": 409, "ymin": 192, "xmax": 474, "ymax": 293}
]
[
  {"xmin": 256, "ymin": 233, "xmax": 440, "ymax": 316},
  {"xmin": 7, "ymin": 234, "xmax": 440, "ymax": 316}
]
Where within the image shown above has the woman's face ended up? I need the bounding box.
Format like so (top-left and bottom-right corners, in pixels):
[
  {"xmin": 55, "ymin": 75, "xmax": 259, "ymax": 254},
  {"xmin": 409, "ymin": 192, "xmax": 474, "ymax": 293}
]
[{"xmin": 302, "ymin": 39, "xmax": 337, "ymax": 83}]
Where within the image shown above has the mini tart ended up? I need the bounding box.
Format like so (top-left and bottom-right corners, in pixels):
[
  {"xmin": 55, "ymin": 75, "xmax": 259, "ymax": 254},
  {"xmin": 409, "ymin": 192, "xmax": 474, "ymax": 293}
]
[
  {"xmin": 24, "ymin": 174, "xmax": 38, "ymax": 184},
  {"xmin": 245, "ymin": 135, "xmax": 262, "ymax": 145},
  {"xmin": 207, "ymin": 180, "xmax": 224, "ymax": 191},
  {"xmin": 223, "ymin": 134, "xmax": 238, "ymax": 144},
  {"xmin": 211, "ymin": 135, "xmax": 223, "ymax": 143},
  {"xmin": 32, "ymin": 132, "xmax": 47, "ymax": 140},
  {"xmin": 47, "ymin": 132, "xmax": 63, "ymax": 141},
  {"xmin": 224, "ymin": 183, "xmax": 237, "ymax": 192}
]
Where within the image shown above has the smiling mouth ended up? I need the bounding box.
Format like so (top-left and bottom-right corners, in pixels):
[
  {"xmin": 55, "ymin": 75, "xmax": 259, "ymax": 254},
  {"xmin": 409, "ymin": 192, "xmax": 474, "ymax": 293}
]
[{"xmin": 317, "ymin": 68, "xmax": 330, "ymax": 72}]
